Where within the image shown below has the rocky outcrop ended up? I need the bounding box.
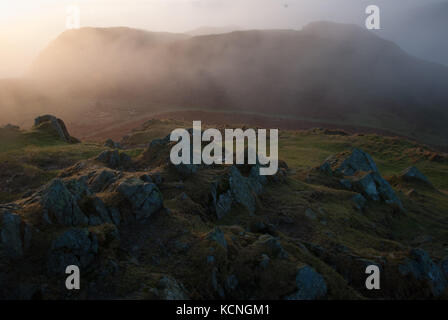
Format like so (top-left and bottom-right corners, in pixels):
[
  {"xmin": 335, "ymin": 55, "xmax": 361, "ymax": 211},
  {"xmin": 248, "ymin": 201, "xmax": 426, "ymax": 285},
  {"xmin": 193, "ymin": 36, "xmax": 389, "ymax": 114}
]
[
  {"xmin": 206, "ymin": 227, "xmax": 228, "ymax": 250},
  {"xmin": 116, "ymin": 177, "xmax": 163, "ymax": 220},
  {"xmin": 352, "ymin": 172, "xmax": 403, "ymax": 210},
  {"xmin": 39, "ymin": 179, "xmax": 88, "ymax": 226},
  {"xmin": 321, "ymin": 148, "xmax": 378, "ymax": 176},
  {"xmin": 47, "ymin": 228, "xmax": 98, "ymax": 275},
  {"xmin": 155, "ymin": 276, "xmax": 189, "ymax": 300},
  {"xmin": 284, "ymin": 265, "xmax": 327, "ymax": 300},
  {"xmin": 88, "ymin": 169, "xmax": 119, "ymax": 193},
  {"xmin": 398, "ymin": 249, "xmax": 447, "ymax": 297},
  {"xmin": 34, "ymin": 115, "xmax": 79, "ymax": 143},
  {"xmin": 351, "ymin": 193, "xmax": 367, "ymax": 211},
  {"xmin": 0, "ymin": 212, "xmax": 32, "ymax": 258},
  {"xmin": 400, "ymin": 167, "xmax": 432, "ymax": 186},
  {"xmin": 210, "ymin": 165, "xmax": 267, "ymax": 219},
  {"xmin": 320, "ymin": 148, "xmax": 404, "ymax": 212},
  {"xmin": 96, "ymin": 150, "xmax": 132, "ymax": 169}
]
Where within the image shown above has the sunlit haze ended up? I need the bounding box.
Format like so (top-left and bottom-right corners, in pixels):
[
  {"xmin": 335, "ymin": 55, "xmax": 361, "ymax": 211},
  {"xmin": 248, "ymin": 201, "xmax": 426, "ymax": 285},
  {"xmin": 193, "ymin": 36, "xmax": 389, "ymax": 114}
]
[{"xmin": 2, "ymin": 0, "xmax": 445, "ymax": 78}]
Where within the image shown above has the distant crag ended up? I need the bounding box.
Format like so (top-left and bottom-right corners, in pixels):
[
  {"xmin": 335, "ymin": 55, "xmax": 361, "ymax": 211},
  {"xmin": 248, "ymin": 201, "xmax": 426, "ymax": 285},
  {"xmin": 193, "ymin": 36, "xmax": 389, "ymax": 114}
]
[{"xmin": 34, "ymin": 115, "xmax": 80, "ymax": 143}]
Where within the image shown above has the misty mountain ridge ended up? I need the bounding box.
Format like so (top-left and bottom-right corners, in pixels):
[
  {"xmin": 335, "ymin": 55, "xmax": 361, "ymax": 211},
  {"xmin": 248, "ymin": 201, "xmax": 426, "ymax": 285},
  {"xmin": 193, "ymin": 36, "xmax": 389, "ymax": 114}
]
[
  {"xmin": 3, "ymin": 21, "xmax": 448, "ymax": 147},
  {"xmin": 186, "ymin": 25, "xmax": 244, "ymax": 36}
]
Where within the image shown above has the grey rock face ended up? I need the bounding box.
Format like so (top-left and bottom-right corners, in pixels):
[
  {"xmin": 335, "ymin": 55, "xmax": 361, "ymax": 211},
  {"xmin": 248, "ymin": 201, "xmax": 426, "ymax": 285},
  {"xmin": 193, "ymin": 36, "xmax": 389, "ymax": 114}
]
[
  {"xmin": 320, "ymin": 148, "xmax": 403, "ymax": 212},
  {"xmin": 96, "ymin": 150, "xmax": 132, "ymax": 169},
  {"xmin": 157, "ymin": 276, "xmax": 189, "ymax": 300},
  {"xmin": 255, "ymin": 234, "xmax": 288, "ymax": 259},
  {"xmin": 64, "ymin": 178, "xmax": 92, "ymax": 202},
  {"xmin": 87, "ymin": 197, "xmax": 113, "ymax": 225},
  {"xmin": 0, "ymin": 212, "xmax": 25, "ymax": 258},
  {"xmin": 285, "ymin": 265, "xmax": 327, "ymax": 300},
  {"xmin": 229, "ymin": 166, "xmax": 256, "ymax": 214},
  {"xmin": 116, "ymin": 177, "xmax": 163, "ymax": 220},
  {"xmin": 173, "ymin": 163, "xmax": 198, "ymax": 177},
  {"xmin": 210, "ymin": 165, "xmax": 262, "ymax": 219},
  {"xmin": 34, "ymin": 115, "xmax": 78, "ymax": 143},
  {"xmin": 47, "ymin": 228, "xmax": 98, "ymax": 275},
  {"xmin": 398, "ymin": 249, "xmax": 447, "ymax": 297},
  {"xmin": 40, "ymin": 179, "xmax": 88, "ymax": 226},
  {"xmin": 89, "ymin": 169, "xmax": 117, "ymax": 193},
  {"xmin": 352, "ymin": 172, "xmax": 403, "ymax": 210},
  {"xmin": 322, "ymin": 148, "xmax": 378, "ymax": 176},
  {"xmin": 400, "ymin": 167, "xmax": 432, "ymax": 186},
  {"xmin": 207, "ymin": 227, "xmax": 228, "ymax": 250}
]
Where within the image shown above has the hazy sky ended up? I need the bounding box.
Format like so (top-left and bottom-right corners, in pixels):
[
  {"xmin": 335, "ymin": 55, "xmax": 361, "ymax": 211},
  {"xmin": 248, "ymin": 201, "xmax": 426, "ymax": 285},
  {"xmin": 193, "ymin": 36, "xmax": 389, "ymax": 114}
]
[{"xmin": 0, "ymin": 0, "xmax": 444, "ymax": 77}]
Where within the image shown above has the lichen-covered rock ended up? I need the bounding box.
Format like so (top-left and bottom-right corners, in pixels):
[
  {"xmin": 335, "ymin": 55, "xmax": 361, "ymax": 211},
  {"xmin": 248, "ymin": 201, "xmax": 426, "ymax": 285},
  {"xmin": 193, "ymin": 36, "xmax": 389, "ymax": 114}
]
[
  {"xmin": 116, "ymin": 177, "xmax": 163, "ymax": 220},
  {"xmin": 47, "ymin": 228, "xmax": 98, "ymax": 275},
  {"xmin": 40, "ymin": 179, "xmax": 88, "ymax": 226},
  {"xmin": 284, "ymin": 265, "xmax": 327, "ymax": 300},
  {"xmin": 398, "ymin": 249, "xmax": 447, "ymax": 297}
]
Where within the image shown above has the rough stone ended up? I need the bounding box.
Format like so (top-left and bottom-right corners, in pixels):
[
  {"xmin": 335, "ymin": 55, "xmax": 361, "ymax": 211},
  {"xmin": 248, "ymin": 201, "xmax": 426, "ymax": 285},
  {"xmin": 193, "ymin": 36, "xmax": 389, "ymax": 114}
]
[
  {"xmin": 284, "ymin": 265, "xmax": 327, "ymax": 300},
  {"xmin": 47, "ymin": 228, "xmax": 98, "ymax": 275},
  {"xmin": 398, "ymin": 249, "xmax": 447, "ymax": 297},
  {"xmin": 40, "ymin": 179, "xmax": 88, "ymax": 226},
  {"xmin": 116, "ymin": 177, "xmax": 163, "ymax": 220}
]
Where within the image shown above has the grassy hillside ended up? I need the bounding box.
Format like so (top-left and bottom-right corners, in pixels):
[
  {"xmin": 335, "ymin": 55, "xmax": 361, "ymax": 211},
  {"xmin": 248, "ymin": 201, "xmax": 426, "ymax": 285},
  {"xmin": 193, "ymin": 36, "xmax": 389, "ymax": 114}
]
[{"xmin": 1, "ymin": 118, "xmax": 448, "ymax": 300}]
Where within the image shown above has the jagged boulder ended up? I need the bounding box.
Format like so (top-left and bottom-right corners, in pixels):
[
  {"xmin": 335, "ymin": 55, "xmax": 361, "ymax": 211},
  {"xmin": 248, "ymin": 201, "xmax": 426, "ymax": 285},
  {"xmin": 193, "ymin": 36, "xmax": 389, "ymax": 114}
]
[
  {"xmin": 116, "ymin": 177, "xmax": 163, "ymax": 220},
  {"xmin": 88, "ymin": 169, "xmax": 119, "ymax": 193},
  {"xmin": 0, "ymin": 212, "xmax": 32, "ymax": 258},
  {"xmin": 400, "ymin": 167, "xmax": 432, "ymax": 186},
  {"xmin": 320, "ymin": 148, "xmax": 403, "ymax": 211},
  {"xmin": 211, "ymin": 166, "xmax": 261, "ymax": 219},
  {"xmin": 47, "ymin": 228, "xmax": 98, "ymax": 275},
  {"xmin": 96, "ymin": 150, "xmax": 132, "ymax": 169},
  {"xmin": 320, "ymin": 148, "xmax": 378, "ymax": 176},
  {"xmin": 206, "ymin": 227, "xmax": 228, "ymax": 250},
  {"xmin": 284, "ymin": 265, "xmax": 327, "ymax": 300},
  {"xmin": 82, "ymin": 196, "xmax": 114, "ymax": 226},
  {"xmin": 34, "ymin": 115, "xmax": 79, "ymax": 143},
  {"xmin": 352, "ymin": 172, "xmax": 403, "ymax": 211},
  {"xmin": 156, "ymin": 276, "xmax": 189, "ymax": 300},
  {"xmin": 39, "ymin": 179, "xmax": 88, "ymax": 226},
  {"xmin": 398, "ymin": 249, "xmax": 447, "ymax": 297}
]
